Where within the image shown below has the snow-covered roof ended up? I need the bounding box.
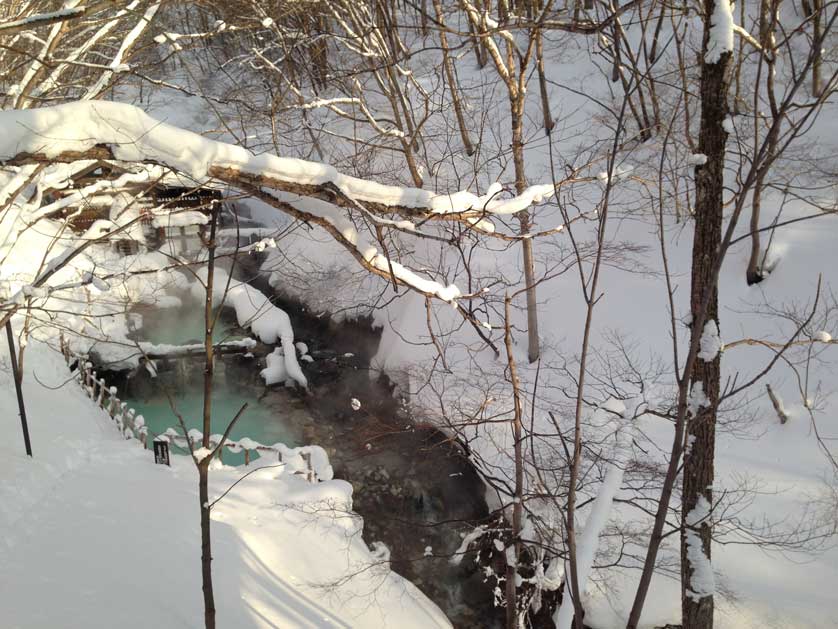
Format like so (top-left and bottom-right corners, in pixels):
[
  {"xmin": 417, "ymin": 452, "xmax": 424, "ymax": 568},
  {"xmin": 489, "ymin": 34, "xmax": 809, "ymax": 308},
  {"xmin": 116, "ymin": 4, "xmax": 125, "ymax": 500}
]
[{"xmin": 151, "ymin": 210, "xmax": 210, "ymax": 228}]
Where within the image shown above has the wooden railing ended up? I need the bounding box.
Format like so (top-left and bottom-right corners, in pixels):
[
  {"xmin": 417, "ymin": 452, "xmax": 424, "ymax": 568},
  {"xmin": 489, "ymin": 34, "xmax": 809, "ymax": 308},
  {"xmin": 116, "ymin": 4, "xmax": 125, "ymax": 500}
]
[
  {"xmin": 59, "ymin": 334, "xmax": 150, "ymax": 447},
  {"xmin": 58, "ymin": 334, "xmax": 321, "ymax": 482}
]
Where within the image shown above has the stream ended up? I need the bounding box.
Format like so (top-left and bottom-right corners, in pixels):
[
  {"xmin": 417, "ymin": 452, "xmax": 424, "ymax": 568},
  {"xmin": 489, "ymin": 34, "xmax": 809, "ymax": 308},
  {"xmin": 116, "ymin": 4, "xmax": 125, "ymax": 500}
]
[{"xmin": 98, "ymin": 262, "xmax": 504, "ymax": 629}]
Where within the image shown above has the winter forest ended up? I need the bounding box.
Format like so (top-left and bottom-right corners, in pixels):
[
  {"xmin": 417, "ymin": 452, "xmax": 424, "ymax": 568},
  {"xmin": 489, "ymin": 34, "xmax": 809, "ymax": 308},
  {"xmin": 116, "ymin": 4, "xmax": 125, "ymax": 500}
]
[{"xmin": 0, "ymin": 1, "xmax": 836, "ymax": 628}]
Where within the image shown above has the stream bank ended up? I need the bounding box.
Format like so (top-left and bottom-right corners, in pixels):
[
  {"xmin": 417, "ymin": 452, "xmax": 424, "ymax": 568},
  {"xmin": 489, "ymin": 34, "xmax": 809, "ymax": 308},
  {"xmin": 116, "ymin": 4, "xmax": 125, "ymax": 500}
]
[{"xmin": 97, "ymin": 263, "xmax": 503, "ymax": 628}]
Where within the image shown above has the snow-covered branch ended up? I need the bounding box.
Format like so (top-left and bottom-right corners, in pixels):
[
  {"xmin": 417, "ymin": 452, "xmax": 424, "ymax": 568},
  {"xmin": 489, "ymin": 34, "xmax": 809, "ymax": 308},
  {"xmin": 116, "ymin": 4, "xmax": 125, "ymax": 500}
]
[
  {"xmin": 0, "ymin": 3, "xmax": 112, "ymax": 35},
  {"xmin": 0, "ymin": 102, "xmax": 555, "ymax": 218},
  {"xmin": 0, "ymin": 101, "xmax": 558, "ymax": 310}
]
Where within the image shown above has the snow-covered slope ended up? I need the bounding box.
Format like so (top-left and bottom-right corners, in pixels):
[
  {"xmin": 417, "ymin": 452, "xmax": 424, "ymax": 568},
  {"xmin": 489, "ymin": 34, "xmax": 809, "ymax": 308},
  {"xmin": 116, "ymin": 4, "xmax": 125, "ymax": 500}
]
[{"xmin": 0, "ymin": 341, "xmax": 450, "ymax": 629}]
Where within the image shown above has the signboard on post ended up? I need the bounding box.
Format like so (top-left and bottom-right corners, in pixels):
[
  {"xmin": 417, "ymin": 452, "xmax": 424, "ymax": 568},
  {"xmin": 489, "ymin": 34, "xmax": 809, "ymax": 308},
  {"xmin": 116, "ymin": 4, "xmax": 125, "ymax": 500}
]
[{"xmin": 154, "ymin": 439, "xmax": 170, "ymax": 466}]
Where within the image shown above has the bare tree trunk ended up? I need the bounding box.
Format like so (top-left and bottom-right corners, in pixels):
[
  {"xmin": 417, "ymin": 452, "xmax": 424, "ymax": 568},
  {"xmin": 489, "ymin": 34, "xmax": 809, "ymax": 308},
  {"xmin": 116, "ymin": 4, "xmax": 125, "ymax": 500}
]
[
  {"xmin": 682, "ymin": 1, "xmax": 732, "ymax": 626},
  {"xmin": 200, "ymin": 201, "xmax": 220, "ymax": 629},
  {"xmin": 746, "ymin": 0, "xmax": 779, "ymax": 285},
  {"xmin": 199, "ymin": 461, "xmax": 214, "ymax": 629},
  {"xmin": 812, "ymin": 0, "xmax": 823, "ymax": 96},
  {"xmin": 534, "ymin": 21, "xmax": 554, "ymax": 135},
  {"xmin": 511, "ymin": 96, "xmax": 540, "ymax": 363},
  {"xmin": 520, "ymin": 229, "xmax": 540, "ymax": 364},
  {"xmin": 745, "ymin": 181, "xmax": 764, "ymax": 285},
  {"xmin": 626, "ymin": 5, "xmax": 732, "ymax": 627},
  {"xmin": 733, "ymin": 0, "xmax": 747, "ymax": 112},
  {"xmin": 503, "ymin": 296, "xmax": 525, "ymax": 629},
  {"xmin": 432, "ymin": 0, "xmax": 475, "ymax": 156}
]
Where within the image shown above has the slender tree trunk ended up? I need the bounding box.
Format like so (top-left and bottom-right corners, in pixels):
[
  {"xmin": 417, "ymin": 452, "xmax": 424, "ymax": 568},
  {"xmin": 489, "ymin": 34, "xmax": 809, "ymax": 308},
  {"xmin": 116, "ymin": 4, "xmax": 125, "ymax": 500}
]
[
  {"xmin": 534, "ymin": 18, "xmax": 554, "ymax": 135},
  {"xmin": 745, "ymin": 181, "xmax": 764, "ymax": 285},
  {"xmin": 199, "ymin": 461, "xmax": 214, "ymax": 629},
  {"xmin": 432, "ymin": 0, "xmax": 475, "ymax": 156},
  {"xmin": 682, "ymin": 2, "xmax": 731, "ymax": 627},
  {"xmin": 200, "ymin": 202, "xmax": 220, "ymax": 629},
  {"xmin": 6, "ymin": 321, "xmax": 33, "ymax": 457},
  {"xmin": 746, "ymin": 0, "xmax": 779, "ymax": 285},
  {"xmin": 511, "ymin": 96, "xmax": 540, "ymax": 363},
  {"xmin": 466, "ymin": 0, "xmax": 487, "ymax": 67},
  {"xmin": 503, "ymin": 296, "xmax": 525, "ymax": 629},
  {"xmin": 812, "ymin": 0, "xmax": 823, "ymax": 96}
]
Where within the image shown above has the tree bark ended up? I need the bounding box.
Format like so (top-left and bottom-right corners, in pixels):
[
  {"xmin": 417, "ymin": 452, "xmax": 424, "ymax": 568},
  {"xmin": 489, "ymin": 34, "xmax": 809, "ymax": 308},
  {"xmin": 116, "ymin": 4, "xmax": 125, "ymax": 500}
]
[
  {"xmin": 432, "ymin": 0, "xmax": 475, "ymax": 156},
  {"xmin": 503, "ymin": 296, "xmax": 525, "ymax": 629},
  {"xmin": 682, "ymin": 2, "xmax": 731, "ymax": 627},
  {"xmin": 199, "ymin": 461, "xmax": 215, "ymax": 629},
  {"xmin": 6, "ymin": 321, "xmax": 33, "ymax": 457},
  {"xmin": 511, "ymin": 94, "xmax": 540, "ymax": 364},
  {"xmin": 812, "ymin": 0, "xmax": 823, "ymax": 96},
  {"xmin": 746, "ymin": 0, "xmax": 779, "ymax": 286},
  {"xmin": 199, "ymin": 201, "xmax": 220, "ymax": 629},
  {"xmin": 745, "ymin": 181, "xmax": 764, "ymax": 285}
]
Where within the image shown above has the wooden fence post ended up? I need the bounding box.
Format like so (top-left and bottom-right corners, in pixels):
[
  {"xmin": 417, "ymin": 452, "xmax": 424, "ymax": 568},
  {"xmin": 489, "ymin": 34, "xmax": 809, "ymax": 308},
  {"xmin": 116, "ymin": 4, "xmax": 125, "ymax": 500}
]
[
  {"xmin": 302, "ymin": 452, "xmax": 313, "ymax": 482},
  {"xmin": 97, "ymin": 378, "xmax": 106, "ymax": 408}
]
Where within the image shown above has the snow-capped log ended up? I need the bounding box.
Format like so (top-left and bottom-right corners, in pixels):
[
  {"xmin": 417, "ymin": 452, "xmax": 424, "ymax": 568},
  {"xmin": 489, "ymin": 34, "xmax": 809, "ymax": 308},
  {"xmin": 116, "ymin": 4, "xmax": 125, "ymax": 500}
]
[
  {"xmin": 0, "ymin": 102, "xmax": 554, "ymax": 219},
  {"xmin": 0, "ymin": 7, "xmax": 88, "ymax": 35},
  {"xmin": 0, "ymin": 101, "xmax": 556, "ymax": 313}
]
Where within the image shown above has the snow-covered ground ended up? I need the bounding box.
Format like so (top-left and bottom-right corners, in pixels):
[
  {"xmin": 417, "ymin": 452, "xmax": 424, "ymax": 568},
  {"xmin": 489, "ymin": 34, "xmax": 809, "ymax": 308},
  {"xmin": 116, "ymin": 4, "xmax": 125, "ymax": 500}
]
[
  {"xmin": 1, "ymin": 4, "xmax": 837, "ymax": 627},
  {"xmin": 0, "ymin": 342, "xmax": 450, "ymax": 629}
]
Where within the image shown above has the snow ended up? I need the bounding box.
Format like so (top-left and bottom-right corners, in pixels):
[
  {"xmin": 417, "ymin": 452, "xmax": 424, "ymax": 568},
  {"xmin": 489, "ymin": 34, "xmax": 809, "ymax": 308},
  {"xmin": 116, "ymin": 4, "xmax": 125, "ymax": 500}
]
[
  {"xmin": 0, "ymin": 102, "xmax": 554, "ymax": 217},
  {"xmin": 688, "ymin": 153, "xmax": 708, "ymax": 166},
  {"xmin": 249, "ymin": 236, "xmax": 276, "ymax": 252},
  {"xmin": 723, "ymin": 116, "xmax": 735, "ymax": 134},
  {"xmin": 151, "ymin": 210, "xmax": 210, "ymax": 228},
  {"xmin": 2, "ymin": 10, "xmax": 838, "ymax": 628},
  {"xmin": 368, "ymin": 254, "xmax": 461, "ymax": 302},
  {"xmin": 450, "ymin": 525, "xmax": 487, "ymax": 566},
  {"xmin": 0, "ymin": 340, "xmax": 450, "ymax": 629},
  {"xmin": 684, "ymin": 497, "xmax": 715, "ymax": 601},
  {"xmin": 261, "ymin": 347, "xmax": 289, "ymax": 385},
  {"xmin": 601, "ymin": 397, "xmax": 627, "ymax": 416},
  {"xmin": 193, "ymin": 446, "xmax": 213, "ymax": 462},
  {"xmin": 814, "ymin": 330, "xmax": 832, "ymax": 343},
  {"xmin": 596, "ymin": 165, "xmax": 634, "ymax": 185},
  {"xmin": 705, "ymin": 0, "xmax": 735, "ymax": 64},
  {"xmin": 194, "ymin": 267, "xmax": 307, "ymax": 387},
  {"xmin": 687, "ymin": 382, "xmax": 710, "ymax": 418},
  {"xmin": 697, "ymin": 319, "xmax": 722, "ymax": 362},
  {"xmin": 0, "ymin": 7, "xmax": 86, "ymax": 33},
  {"xmin": 554, "ymin": 417, "xmax": 631, "ymax": 629},
  {"xmin": 236, "ymin": 437, "xmax": 259, "ymax": 450},
  {"xmin": 82, "ymin": 2, "xmax": 160, "ymax": 99}
]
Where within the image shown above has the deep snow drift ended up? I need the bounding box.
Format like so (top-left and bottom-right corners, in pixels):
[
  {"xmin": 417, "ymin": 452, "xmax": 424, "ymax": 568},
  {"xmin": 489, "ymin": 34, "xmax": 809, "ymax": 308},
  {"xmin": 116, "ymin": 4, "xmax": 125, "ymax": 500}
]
[{"xmin": 0, "ymin": 341, "xmax": 451, "ymax": 629}]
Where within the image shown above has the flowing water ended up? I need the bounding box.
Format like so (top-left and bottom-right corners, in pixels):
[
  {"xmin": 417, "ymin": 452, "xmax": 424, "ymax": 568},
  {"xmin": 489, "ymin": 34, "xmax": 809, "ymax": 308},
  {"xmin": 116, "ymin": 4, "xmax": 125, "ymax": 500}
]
[{"xmin": 106, "ymin": 270, "xmax": 503, "ymax": 628}]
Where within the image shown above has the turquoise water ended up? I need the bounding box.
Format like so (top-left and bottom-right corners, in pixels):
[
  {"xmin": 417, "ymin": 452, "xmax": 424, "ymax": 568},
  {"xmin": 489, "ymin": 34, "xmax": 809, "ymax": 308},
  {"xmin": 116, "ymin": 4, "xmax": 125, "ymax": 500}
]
[
  {"xmin": 123, "ymin": 298, "xmax": 302, "ymax": 466},
  {"xmin": 129, "ymin": 377, "xmax": 298, "ymax": 466},
  {"xmin": 135, "ymin": 306, "xmax": 238, "ymax": 346}
]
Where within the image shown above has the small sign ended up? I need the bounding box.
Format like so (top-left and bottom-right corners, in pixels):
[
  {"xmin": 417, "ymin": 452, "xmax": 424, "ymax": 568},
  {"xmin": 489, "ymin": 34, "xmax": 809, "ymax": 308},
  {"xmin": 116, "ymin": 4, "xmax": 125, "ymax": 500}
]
[{"xmin": 154, "ymin": 439, "xmax": 170, "ymax": 466}]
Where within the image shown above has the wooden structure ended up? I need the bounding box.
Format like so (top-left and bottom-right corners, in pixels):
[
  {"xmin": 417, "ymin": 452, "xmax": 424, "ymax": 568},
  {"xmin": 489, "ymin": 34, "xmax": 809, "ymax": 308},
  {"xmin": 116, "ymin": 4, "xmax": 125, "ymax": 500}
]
[{"xmin": 45, "ymin": 160, "xmax": 223, "ymax": 256}]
